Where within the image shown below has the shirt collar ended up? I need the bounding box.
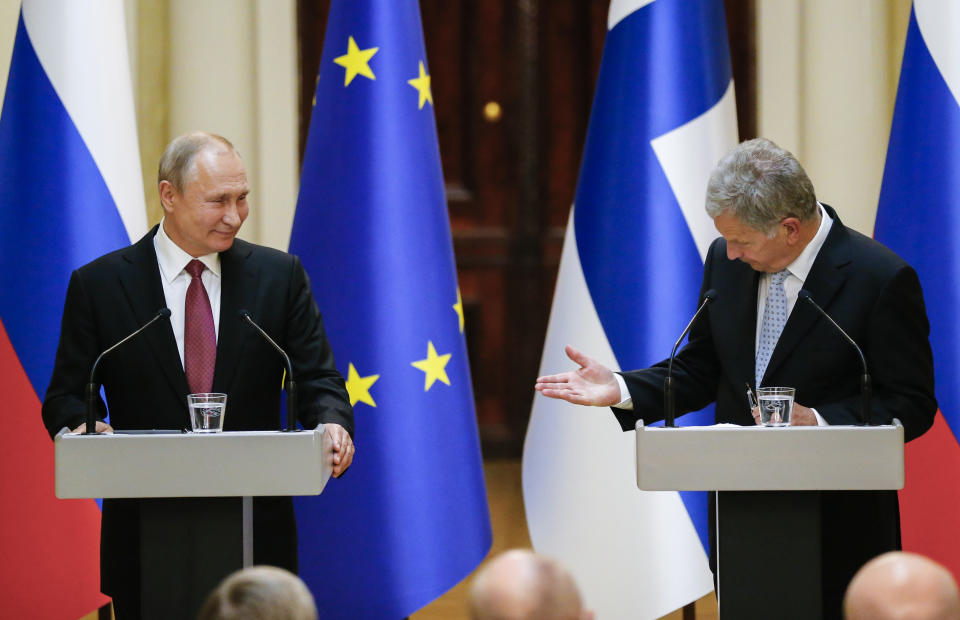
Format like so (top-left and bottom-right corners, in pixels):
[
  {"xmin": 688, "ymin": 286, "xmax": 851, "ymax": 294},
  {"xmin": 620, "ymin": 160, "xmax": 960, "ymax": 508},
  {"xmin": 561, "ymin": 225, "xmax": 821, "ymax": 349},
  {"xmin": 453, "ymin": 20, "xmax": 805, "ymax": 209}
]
[
  {"xmin": 784, "ymin": 202, "xmax": 833, "ymax": 282},
  {"xmin": 153, "ymin": 217, "xmax": 221, "ymax": 283}
]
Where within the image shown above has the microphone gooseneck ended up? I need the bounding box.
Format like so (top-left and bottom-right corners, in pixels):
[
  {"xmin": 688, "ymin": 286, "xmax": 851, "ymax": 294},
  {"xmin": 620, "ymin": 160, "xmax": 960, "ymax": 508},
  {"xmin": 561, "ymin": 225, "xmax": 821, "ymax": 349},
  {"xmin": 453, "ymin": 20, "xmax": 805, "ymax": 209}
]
[
  {"xmin": 84, "ymin": 308, "xmax": 172, "ymax": 435},
  {"xmin": 664, "ymin": 290, "xmax": 718, "ymax": 427},
  {"xmin": 798, "ymin": 290, "xmax": 872, "ymax": 425},
  {"xmin": 238, "ymin": 310, "xmax": 299, "ymax": 432}
]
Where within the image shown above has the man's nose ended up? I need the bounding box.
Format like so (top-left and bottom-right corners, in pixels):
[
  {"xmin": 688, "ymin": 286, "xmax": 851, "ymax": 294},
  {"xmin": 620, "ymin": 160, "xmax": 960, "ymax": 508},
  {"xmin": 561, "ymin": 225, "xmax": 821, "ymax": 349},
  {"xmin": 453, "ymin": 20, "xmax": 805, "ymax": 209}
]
[
  {"xmin": 726, "ymin": 245, "xmax": 741, "ymax": 261},
  {"xmin": 222, "ymin": 202, "xmax": 241, "ymax": 227}
]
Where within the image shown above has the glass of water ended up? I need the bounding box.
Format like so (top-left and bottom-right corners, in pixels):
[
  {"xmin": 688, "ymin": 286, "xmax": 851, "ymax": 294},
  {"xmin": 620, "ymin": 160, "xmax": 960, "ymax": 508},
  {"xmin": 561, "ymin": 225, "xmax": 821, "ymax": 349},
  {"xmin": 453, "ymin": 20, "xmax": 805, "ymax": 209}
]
[
  {"xmin": 187, "ymin": 393, "xmax": 227, "ymax": 432},
  {"xmin": 756, "ymin": 387, "xmax": 795, "ymax": 427}
]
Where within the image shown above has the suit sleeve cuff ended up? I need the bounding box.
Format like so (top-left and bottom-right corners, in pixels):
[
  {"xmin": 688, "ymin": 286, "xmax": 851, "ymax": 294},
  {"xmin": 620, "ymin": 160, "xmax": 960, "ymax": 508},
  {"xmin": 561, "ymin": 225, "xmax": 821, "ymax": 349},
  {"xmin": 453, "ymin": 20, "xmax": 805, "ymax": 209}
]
[
  {"xmin": 613, "ymin": 373, "xmax": 633, "ymax": 410},
  {"xmin": 812, "ymin": 408, "xmax": 829, "ymax": 426}
]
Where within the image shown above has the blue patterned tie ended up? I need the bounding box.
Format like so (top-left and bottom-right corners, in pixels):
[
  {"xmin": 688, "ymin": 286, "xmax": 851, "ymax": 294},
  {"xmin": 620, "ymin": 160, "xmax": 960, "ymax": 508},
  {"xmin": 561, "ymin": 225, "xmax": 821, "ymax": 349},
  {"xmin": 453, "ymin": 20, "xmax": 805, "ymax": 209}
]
[{"xmin": 756, "ymin": 270, "xmax": 790, "ymax": 387}]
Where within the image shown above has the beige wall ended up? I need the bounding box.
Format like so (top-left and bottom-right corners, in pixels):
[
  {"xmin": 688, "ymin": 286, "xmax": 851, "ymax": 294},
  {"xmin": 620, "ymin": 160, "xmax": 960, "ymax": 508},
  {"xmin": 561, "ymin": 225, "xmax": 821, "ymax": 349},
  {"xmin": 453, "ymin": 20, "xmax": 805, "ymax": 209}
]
[
  {"xmin": 0, "ymin": 1, "xmax": 914, "ymax": 243},
  {"xmin": 0, "ymin": 0, "xmax": 298, "ymax": 251},
  {"xmin": 757, "ymin": 0, "xmax": 912, "ymax": 236}
]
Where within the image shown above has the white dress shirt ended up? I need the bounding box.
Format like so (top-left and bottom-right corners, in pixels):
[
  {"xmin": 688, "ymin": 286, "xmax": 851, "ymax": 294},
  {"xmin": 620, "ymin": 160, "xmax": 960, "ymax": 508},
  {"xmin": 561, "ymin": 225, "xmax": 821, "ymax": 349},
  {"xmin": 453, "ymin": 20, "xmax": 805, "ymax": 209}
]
[
  {"xmin": 153, "ymin": 218, "xmax": 222, "ymax": 369},
  {"xmin": 615, "ymin": 204, "xmax": 833, "ymax": 425}
]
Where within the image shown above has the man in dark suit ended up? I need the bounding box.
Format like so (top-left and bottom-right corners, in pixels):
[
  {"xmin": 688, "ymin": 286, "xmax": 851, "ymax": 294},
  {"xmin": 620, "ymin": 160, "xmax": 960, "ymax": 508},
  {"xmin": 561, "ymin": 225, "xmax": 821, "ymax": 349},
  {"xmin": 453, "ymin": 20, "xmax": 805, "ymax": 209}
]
[
  {"xmin": 42, "ymin": 132, "xmax": 354, "ymax": 618},
  {"xmin": 536, "ymin": 138, "xmax": 936, "ymax": 618}
]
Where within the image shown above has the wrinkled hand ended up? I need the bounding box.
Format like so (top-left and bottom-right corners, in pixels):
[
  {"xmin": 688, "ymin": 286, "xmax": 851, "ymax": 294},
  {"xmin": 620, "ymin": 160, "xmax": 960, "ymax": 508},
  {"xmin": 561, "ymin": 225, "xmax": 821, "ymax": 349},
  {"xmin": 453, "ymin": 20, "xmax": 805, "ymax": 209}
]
[
  {"xmin": 790, "ymin": 403, "xmax": 818, "ymax": 426},
  {"xmin": 534, "ymin": 345, "xmax": 621, "ymax": 407},
  {"xmin": 750, "ymin": 403, "xmax": 818, "ymax": 426},
  {"xmin": 70, "ymin": 420, "xmax": 114, "ymax": 434},
  {"xmin": 325, "ymin": 423, "xmax": 354, "ymax": 477}
]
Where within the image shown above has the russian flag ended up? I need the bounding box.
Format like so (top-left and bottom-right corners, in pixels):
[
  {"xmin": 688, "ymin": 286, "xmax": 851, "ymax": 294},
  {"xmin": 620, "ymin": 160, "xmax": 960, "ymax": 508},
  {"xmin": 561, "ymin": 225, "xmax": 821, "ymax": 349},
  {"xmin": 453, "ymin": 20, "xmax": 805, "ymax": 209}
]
[
  {"xmin": 874, "ymin": 0, "xmax": 960, "ymax": 580},
  {"xmin": 522, "ymin": 0, "xmax": 737, "ymax": 616},
  {"xmin": 0, "ymin": 1, "xmax": 146, "ymax": 616}
]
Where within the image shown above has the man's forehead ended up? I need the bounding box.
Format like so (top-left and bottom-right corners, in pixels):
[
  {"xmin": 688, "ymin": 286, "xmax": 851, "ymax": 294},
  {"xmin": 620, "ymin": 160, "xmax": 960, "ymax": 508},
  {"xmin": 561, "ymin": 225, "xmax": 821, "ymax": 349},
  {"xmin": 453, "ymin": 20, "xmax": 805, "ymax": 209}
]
[
  {"xmin": 187, "ymin": 150, "xmax": 247, "ymax": 186},
  {"xmin": 714, "ymin": 211, "xmax": 762, "ymax": 237}
]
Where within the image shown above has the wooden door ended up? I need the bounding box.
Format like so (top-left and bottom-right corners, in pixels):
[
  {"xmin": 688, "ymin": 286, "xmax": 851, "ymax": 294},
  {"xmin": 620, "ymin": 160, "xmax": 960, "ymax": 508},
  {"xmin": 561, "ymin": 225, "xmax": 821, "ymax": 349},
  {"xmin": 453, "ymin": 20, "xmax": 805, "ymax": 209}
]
[{"xmin": 298, "ymin": 0, "xmax": 754, "ymax": 456}]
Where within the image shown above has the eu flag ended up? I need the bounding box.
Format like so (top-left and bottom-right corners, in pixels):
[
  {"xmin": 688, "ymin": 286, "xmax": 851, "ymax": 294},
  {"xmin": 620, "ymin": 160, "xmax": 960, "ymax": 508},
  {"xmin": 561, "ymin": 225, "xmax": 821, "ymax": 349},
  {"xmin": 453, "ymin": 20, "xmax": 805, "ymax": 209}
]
[{"xmin": 289, "ymin": 1, "xmax": 492, "ymax": 617}]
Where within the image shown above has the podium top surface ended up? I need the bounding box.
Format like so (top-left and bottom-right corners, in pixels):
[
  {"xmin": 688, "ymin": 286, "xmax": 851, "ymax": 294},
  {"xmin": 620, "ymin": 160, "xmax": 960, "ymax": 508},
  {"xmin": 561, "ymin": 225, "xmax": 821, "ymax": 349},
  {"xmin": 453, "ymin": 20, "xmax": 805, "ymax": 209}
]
[
  {"xmin": 635, "ymin": 421, "xmax": 904, "ymax": 491},
  {"xmin": 55, "ymin": 428, "xmax": 334, "ymax": 499}
]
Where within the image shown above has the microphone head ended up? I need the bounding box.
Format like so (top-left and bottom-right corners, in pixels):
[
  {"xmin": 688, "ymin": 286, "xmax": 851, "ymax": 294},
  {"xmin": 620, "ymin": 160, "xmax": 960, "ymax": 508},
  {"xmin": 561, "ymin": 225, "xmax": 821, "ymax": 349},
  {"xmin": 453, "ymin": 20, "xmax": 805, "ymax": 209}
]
[
  {"xmin": 704, "ymin": 289, "xmax": 718, "ymax": 301},
  {"xmin": 798, "ymin": 289, "xmax": 812, "ymax": 302},
  {"xmin": 238, "ymin": 309, "xmax": 251, "ymax": 320},
  {"xmin": 158, "ymin": 308, "xmax": 172, "ymax": 318}
]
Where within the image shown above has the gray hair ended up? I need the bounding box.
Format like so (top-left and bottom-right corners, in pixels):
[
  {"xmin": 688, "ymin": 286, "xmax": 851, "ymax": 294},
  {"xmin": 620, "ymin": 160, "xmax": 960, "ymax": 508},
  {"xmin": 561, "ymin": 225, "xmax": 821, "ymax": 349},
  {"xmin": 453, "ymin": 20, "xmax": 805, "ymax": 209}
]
[
  {"xmin": 705, "ymin": 138, "xmax": 818, "ymax": 235},
  {"xmin": 197, "ymin": 566, "xmax": 318, "ymax": 620},
  {"xmin": 158, "ymin": 131, "xmax": 239, "ymax": 192}
]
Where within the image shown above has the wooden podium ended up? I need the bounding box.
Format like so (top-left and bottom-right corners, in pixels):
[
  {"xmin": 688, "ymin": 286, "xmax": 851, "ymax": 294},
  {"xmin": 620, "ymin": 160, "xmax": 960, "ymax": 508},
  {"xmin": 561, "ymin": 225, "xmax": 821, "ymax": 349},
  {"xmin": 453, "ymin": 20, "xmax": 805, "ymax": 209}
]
[
  {"xmin": 635, "ymin": 420, "xmax": 904, "ymax": 619},
  {"xmin": 55, "ymin": 427, "xmax": 334, "ymax": 619}
]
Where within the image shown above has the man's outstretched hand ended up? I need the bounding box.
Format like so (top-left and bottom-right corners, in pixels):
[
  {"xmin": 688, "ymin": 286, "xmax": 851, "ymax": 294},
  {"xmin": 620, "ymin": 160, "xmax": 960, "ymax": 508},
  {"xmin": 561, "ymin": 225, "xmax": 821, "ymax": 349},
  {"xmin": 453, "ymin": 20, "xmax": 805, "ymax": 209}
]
[{"xmin": 534, "ymin": 345, "xmax": 621, "ymax": 407}]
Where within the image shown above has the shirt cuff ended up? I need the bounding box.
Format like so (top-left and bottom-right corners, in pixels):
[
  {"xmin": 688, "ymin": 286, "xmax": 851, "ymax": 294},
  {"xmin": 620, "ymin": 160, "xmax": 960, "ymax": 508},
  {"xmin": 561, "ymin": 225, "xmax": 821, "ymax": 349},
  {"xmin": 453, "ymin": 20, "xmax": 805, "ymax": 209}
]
[
  {"xmin": 811, "ymin": 408, "xmax": 828, "ymax": 426},
  {"xmin": 613, "ymin": 373, "xmax": 633, "ymax": 410}
]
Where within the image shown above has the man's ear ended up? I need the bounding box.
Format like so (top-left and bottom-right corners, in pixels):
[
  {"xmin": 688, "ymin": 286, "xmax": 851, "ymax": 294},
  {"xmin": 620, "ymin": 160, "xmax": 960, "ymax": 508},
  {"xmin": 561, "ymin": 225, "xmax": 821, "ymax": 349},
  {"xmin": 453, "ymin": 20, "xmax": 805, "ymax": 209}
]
[
  {"xmin": 158, "ymin": 180, "xmax": 175, "ymax": 213},
  {"xmin": 781, "ymin": 217, "xmax": 802, "ymax": 244}
]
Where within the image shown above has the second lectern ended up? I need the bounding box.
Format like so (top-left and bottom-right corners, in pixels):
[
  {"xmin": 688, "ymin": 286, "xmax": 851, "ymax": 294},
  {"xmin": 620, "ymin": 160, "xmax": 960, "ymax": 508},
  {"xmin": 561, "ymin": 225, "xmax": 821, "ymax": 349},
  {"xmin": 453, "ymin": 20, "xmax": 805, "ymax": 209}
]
[{"xmin": 635, "ymin": 421, "xmax": 904, "ymax": 620}]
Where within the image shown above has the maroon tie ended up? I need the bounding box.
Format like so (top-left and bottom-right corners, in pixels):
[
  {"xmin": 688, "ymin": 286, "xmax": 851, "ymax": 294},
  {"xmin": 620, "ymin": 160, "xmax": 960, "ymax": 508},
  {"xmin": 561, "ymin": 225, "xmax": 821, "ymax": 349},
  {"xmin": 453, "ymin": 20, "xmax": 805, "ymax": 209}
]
[{"xmin": 184, "ymin": 259, "xmax": 216, "ymax": 393}]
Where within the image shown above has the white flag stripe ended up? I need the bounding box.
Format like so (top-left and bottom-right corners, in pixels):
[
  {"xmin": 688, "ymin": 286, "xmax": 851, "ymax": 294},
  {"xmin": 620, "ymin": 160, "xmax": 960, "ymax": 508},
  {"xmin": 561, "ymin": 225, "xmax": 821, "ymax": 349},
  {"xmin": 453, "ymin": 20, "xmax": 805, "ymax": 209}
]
[
  {"xmin": 608, "ymin": 0, "xmax": 657, "ymax": 30},
  {"xmin": 652, "ymin": 80, "xmax": 738, "ymax": 262},
  {"xmin": 23, "ymin": 0, "xmax": 146, "ymax": 244},
  {"xmin": 523, "ymin": 208, "xmax": 714, "ymax": 619},
  {"xmin": 915, "ymin": 0, "xmax": 960, "ymax": 109}
]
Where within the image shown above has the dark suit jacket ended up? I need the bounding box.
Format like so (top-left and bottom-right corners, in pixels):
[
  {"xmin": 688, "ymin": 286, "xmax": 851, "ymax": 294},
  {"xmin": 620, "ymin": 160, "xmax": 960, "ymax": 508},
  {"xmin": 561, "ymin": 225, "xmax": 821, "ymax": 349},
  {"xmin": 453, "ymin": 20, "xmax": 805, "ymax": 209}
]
[
  {"xmin": 42, "ymin": 226, "xmax": 353, "ymax": 602},
  {"xmin": 616, "ymin": 205, "xmax": 936, "ymax": 617}
]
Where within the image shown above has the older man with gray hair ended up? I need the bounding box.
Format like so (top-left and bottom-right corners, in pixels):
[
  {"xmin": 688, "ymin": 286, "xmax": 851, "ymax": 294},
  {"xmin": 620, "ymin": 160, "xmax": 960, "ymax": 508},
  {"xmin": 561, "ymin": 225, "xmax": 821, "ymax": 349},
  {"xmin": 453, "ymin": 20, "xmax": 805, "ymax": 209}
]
[
  {"xmin": 536, "ymin": 138, "xmax": 936, "ymax": 618},
  {"xmin": 468, "ymin": 550, "xmax": 593, "ymax": 620}
]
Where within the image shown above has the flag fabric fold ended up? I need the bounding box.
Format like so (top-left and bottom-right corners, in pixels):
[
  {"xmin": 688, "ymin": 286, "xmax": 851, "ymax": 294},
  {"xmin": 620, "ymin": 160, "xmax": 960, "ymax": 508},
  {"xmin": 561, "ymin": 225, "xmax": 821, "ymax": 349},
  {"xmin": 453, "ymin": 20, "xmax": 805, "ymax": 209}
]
[
  {"xmin": 522, "ymin": 0, "xmax": 737, "ymax": 616},
  {"xmin": 0, "ymin": 1, "xmax": 146, "ymax": 616},
  {"xmin": 874, "ymin": 0, "xmax": 960, "ymax": 580},
  {"xmin": 289, "ymin": 1, "xmax": 491, "ymax": 617}
]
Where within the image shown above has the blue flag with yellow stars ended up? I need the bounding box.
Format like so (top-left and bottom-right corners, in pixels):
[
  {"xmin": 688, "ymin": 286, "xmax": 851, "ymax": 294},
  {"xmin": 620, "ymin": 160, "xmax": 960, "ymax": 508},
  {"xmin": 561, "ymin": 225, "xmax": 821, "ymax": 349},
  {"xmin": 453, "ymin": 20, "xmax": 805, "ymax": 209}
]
[{"xmin": 289, "ymin": 1, "xmax": 492, "ymax": 617}]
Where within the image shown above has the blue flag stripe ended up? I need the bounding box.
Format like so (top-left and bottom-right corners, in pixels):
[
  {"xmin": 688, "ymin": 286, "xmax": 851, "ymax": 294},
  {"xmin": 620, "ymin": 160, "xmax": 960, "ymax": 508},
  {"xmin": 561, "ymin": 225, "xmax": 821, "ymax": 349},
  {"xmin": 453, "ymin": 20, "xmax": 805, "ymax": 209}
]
[{"xmin": 574, "ymin": 0, "xmax": 733, "ymax": 554}]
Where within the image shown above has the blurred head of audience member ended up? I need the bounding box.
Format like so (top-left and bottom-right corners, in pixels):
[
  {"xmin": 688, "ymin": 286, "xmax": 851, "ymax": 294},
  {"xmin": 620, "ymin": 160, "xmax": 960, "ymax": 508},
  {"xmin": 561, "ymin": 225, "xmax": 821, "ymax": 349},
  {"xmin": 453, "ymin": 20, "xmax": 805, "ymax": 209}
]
[
  {"xmin": 844, "ymin": 551, "xmax": 960, "ymax": 620},
  {"xmin": 197, "ymin": 565, "xmax": 317, "ymax": 620},
  {"xmin": 468, "ymin": 549, "xmax": 593, "ymax": 620}
]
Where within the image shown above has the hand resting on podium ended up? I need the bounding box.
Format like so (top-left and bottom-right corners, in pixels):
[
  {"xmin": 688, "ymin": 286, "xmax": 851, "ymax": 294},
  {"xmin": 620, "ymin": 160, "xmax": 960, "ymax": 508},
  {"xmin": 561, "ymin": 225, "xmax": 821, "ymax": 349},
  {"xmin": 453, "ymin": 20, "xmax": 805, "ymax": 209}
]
[
  {"xmin": 325, "ymin": 422, "xmax": 354, "ymax": 477},
  {"xmin": 70, "ymin": 420, "xmax": 114, "ymax": 434}
]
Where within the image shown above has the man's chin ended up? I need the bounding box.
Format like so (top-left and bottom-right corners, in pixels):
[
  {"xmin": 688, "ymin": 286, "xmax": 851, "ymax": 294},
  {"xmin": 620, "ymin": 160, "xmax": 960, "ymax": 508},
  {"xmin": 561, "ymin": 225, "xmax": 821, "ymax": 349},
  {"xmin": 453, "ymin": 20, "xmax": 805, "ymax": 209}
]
[{"xmin": 210, "ymin": 232, "xmax": 237, "ymax": 252}]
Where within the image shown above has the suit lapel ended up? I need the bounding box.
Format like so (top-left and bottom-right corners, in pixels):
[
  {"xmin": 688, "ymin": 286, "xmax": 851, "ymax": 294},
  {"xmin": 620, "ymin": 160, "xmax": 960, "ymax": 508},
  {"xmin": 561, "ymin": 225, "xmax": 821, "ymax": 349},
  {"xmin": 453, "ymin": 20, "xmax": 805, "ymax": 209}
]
[
  {"xmin": 212, "ymin": 241, "xmax": 254, "ymax": 393},
  {"xmin": 762, "ymin": 210, "xmax": 850, "ymax": 383},
  {"xmin": 733, "ymin": 268, "xmax": 761, "ymax": 389},
  {"xmin": 117, "ymin": 226, "xmax": 190, "ymax": 401}
]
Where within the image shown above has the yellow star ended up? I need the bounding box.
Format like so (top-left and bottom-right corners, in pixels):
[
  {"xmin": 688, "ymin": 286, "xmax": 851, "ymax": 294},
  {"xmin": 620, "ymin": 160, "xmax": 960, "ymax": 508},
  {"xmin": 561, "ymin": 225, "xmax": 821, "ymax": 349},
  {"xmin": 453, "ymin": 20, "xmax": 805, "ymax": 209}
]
[
  {"xmin": 407, "ymin": 60, "xmax": 433, "ymax": 109},
  {"xmin": 411, "ymin": 341, "xmax": 451, "ymax": 391},
  {"xmin": 345, "ymin": 362, "xmax": 379, "ymax": 407},
  {"xmin": 453, "ymin": 288, "xmax": 465, "ymax": 332},
  {"xmin": 333, "ymin": 36, "xmax": 378, "ymax": 86}
]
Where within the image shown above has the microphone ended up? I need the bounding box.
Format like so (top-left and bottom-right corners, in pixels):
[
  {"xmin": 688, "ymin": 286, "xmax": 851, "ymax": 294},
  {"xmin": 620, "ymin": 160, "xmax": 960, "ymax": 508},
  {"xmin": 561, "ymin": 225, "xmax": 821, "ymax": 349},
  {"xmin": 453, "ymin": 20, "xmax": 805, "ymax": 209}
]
[
  {"xmin": 798, "ymin": 290, "xmax": 872, "ymax": 425},
  {"xmin": 84, "ymin": 308, "xmax": 171, "ymax": 435},
  {"xmin": 238, "ymin": 310, "xmax": 299, "ymax": 432},
  {"xmin": 664, "ymin": 290, "xmax": 718, "ymax": 427}
]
